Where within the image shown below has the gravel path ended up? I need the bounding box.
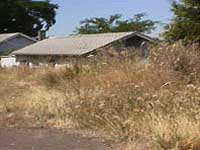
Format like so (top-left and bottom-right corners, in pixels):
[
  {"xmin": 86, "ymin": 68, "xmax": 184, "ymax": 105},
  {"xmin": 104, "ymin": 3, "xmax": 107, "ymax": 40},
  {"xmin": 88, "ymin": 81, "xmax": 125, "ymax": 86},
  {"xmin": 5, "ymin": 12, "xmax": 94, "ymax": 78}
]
[{"xmin": 0, "ymin": 128, "xmax": 111, "ymax": 150}]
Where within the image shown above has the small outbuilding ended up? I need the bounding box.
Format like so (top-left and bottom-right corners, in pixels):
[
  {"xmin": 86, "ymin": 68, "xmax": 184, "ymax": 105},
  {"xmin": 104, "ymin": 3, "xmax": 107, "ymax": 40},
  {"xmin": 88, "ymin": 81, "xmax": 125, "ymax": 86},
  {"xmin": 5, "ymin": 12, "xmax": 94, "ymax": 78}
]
[
  {"xmin": 13, "ymin": 32, "xmax": 156, "ymax": 67},
  {"xmin": 0, "ymin": 33, "xmax": 37, "ymax": 67}
]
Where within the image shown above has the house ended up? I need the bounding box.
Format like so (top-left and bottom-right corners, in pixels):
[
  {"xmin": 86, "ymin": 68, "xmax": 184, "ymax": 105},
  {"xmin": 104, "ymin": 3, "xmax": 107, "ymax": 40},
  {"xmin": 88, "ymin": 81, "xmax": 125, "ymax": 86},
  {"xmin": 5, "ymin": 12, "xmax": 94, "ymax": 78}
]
[
  {"xmin": 0, "ymin": 33, "xmax": 37, "ymax": 55},
  {"xmin": 0, "ymin": 33, "xmax": 37, "ymax": 67},
  {"xmin": 13, "ymin": 32, "xmax": 156, "ymax": 67}
]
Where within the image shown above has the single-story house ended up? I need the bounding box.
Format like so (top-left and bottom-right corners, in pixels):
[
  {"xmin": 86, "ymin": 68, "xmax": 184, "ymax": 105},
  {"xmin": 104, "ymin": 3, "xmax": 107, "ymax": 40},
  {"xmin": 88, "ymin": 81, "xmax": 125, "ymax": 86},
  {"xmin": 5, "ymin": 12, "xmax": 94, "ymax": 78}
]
[
  {"xmin": 0, "ymin": 33, "xmax": 37, "ymax": 67},
  {"xmin": 13, "ymin": 32, "xmax": 156, "ymax": 66}
]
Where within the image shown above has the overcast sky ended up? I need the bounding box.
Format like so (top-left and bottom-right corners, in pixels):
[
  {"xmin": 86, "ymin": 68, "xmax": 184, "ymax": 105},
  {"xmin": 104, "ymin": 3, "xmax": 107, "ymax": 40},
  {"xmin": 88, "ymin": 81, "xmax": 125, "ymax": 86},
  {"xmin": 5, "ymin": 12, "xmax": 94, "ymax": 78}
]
[{"xmin": 47, "ymin": 0, "xmax": 173, "ymax": 37}]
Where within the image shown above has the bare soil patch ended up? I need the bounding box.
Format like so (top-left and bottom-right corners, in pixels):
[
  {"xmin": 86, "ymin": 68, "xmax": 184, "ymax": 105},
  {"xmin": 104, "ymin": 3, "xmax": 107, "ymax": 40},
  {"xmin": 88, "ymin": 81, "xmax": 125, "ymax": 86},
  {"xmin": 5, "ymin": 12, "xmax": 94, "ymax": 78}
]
[{"xmin": 0, "ymin": 128, "xmax": 111, "ymax": 150}]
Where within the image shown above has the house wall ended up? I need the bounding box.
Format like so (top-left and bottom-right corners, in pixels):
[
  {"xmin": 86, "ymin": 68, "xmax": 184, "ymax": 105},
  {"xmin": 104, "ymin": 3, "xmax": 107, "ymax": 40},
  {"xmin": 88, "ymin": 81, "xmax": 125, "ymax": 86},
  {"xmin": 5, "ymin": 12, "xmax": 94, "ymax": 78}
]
[
  {"xmin": 0, "ymin": 36, "xmax": 35, "ymax": 55},
  {"xmin": 0, "ymin": 56, "xmax": 20, "ymax": 68},
  {"xmin": 16, "ymin": 55, "xmax": 78, "ymax": 67}
]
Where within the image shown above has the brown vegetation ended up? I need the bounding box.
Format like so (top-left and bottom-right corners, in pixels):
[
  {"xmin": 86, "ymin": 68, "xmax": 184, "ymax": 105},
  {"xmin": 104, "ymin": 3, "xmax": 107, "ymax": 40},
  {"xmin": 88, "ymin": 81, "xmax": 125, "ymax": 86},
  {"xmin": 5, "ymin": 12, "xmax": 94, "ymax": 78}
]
[{"xmin": 0, "ymin": 42, "xmax": 199, "ymax": 150}]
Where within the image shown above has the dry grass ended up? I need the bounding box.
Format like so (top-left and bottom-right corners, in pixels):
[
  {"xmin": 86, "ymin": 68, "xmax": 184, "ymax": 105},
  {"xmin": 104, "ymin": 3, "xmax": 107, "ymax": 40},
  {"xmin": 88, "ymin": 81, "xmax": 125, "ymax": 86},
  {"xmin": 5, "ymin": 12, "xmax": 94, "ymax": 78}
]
[
  {"xmin": 150, "ymin": 41, "xmax": 200, "ymax": 83},
  {"xmin": 0, "ymin": 43, "xmax": 200, "ymax": 150}
]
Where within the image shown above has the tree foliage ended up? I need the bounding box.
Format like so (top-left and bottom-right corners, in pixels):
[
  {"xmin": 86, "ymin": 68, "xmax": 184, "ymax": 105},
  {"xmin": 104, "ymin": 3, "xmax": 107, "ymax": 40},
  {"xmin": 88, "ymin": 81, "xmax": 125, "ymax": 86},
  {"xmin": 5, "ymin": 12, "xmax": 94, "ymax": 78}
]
[
  {"xmin": 164, "ymin": 0, "xmax": 200, "ymax": 42},
  {"xmin": 0, "ymin": 0, "xmax": 58, "ymax": 37},
  {"xmin": 76, "ymin": 13, "xmax": 157, "ymax": 34}
]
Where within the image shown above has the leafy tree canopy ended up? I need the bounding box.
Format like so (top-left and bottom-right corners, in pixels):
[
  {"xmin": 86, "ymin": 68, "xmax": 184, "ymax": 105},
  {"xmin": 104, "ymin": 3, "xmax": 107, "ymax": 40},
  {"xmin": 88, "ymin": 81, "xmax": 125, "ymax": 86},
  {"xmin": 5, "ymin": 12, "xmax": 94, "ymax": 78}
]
[
  {"xmin": 0, "ymin": 0, "xmax": 58, "ymax": 37},
  {"xmin": 76, "ymin": 13, "xmax": 157, "ymax": 34},
  {"xmin": 164, "ymin": 0, "xmax": 200, "ymax": 42}
]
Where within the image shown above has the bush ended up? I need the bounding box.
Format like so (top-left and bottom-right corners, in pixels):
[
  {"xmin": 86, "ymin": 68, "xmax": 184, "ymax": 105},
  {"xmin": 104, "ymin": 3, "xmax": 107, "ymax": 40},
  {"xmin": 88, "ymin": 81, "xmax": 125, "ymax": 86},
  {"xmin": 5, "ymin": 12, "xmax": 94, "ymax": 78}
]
[
  {"xmin": 40, "ymin": 66, "xmax": 80, "ymax": 88},
  {"xmin": 150, "ymin": 41, "xmax": 200, "ymax": 82}
]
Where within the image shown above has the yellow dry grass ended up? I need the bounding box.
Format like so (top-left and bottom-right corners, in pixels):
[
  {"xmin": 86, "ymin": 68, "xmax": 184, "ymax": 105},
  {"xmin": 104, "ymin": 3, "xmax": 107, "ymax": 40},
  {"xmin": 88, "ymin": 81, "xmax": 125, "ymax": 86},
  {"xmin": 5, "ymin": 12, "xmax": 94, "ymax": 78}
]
[{"xmin": 0, "ymin": 42, "xmax": 199, "ymax": 150}]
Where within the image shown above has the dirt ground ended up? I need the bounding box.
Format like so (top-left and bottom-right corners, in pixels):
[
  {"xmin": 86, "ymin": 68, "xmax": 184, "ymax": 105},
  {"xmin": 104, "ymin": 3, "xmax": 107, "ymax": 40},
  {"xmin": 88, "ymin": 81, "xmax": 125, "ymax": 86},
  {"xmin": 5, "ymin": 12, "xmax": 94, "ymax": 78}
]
[{"xmin": 0, "ymin": 128, "xmax": 111, "ymax": 150}]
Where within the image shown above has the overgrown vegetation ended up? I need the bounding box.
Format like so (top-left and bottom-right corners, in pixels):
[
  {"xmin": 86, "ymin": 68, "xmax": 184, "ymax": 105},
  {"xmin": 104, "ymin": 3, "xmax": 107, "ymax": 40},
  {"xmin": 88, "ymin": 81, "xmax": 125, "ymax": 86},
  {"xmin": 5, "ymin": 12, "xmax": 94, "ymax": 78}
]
[{"xmin": 0, "ymin": 43, "xmax": 199, "ymax": 150}]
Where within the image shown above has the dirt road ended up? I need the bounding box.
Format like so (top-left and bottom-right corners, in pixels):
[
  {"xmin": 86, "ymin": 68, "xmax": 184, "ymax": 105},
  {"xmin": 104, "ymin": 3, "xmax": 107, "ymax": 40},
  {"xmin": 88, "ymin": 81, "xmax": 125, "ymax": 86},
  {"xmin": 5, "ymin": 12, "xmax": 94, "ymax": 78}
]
[{"xmin": 0, "ymin": 128, "xmax": 111, "ymax": 150}]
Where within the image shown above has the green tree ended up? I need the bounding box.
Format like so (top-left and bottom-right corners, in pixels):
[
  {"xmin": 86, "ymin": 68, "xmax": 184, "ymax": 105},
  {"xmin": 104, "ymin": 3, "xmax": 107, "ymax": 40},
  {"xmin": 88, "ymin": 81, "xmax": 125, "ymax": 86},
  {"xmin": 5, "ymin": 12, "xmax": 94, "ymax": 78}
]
[
  {"xmin": 164, "ymin": 0, "xmax": 200, "ymax": 42},
  {"xmin": 76, "ymin": 13, "xmax": 157, "ymax": 34},
  {"xmin": 0, "ymin": 0, "xmax": 58, "ymax": 37}
]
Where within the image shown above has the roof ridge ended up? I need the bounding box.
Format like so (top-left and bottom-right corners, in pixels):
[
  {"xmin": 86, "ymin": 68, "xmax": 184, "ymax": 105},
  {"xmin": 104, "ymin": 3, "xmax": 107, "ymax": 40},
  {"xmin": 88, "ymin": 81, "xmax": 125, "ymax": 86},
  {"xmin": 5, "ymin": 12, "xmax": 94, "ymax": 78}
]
[
  {"xmin": 70, "ymin": 31, "xmax": 134, "ymax": 36},
  {"xmin": 49, "ymin": 32, "xmax": 135, "ymax": 39}
]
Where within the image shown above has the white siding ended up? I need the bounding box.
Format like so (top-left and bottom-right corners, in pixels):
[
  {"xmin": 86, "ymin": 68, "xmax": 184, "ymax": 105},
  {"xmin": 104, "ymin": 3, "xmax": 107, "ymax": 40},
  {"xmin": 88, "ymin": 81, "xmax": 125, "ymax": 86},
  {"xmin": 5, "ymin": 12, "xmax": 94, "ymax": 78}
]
[{"xmin": 0, "ymin": 56, "xmax": 19, "ymax": 68}]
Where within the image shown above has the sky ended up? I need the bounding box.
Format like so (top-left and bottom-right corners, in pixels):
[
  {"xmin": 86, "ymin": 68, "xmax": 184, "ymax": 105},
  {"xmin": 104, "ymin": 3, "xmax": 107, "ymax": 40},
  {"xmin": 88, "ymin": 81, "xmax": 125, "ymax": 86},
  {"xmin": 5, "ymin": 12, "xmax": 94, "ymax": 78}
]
[{"xmin": 47, "ymin": 0, "xmax": 173, "ymax": 37}]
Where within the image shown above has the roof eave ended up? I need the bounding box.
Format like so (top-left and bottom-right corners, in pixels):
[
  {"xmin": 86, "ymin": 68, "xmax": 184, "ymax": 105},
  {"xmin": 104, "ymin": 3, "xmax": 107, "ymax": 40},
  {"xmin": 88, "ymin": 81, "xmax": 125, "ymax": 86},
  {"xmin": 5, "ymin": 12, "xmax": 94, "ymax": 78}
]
[
  {"xmin": 13, "ymin": 53, "xmax": 81, "ymax": 57},
  {"xmin": 0, "ymin": 33, "xmax": 37, "ymax": 45}
]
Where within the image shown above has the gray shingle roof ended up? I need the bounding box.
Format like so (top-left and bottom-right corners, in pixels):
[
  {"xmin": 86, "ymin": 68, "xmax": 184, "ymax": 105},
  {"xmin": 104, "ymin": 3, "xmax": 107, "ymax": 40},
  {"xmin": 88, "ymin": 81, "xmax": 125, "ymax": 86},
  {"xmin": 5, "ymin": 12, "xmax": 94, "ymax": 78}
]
[
  {"xmin": 0, "ymin": 33, "xmax": 37, "ymax": 44},
  {"xmin": 0, "ymin": 33, "xmax": 19, "ymax": 43},
  {"xmin": 13, "ymin": 32, "xmax": 155, "ymax": 56}
]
